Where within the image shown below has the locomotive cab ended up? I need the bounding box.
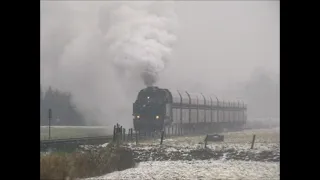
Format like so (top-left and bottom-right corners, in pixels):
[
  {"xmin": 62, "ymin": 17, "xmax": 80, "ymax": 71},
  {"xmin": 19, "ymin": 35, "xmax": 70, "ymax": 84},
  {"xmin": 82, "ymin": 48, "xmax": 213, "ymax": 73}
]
[{"xmin": 133, "ymin": 86, "xmax": 172, "ymax": 132}]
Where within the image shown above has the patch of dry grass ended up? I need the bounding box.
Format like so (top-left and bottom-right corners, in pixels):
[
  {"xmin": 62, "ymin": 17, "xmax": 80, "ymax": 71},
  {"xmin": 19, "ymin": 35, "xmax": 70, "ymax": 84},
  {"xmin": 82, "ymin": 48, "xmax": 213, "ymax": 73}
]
[
  {"xmin": 40, "ymin": 126, "xmax": 113, "ymax": 140},
  {"xmin": 40, "ymin": 143, "xmax": 136, "ymax": 180}
]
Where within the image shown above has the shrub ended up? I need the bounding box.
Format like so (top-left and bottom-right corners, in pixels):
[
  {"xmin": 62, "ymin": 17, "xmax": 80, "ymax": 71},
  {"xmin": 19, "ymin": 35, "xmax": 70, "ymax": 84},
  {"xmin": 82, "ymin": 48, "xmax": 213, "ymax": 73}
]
[{"xmin": 40, "ymin": 143, "xmax": 136, "ymax": 179}]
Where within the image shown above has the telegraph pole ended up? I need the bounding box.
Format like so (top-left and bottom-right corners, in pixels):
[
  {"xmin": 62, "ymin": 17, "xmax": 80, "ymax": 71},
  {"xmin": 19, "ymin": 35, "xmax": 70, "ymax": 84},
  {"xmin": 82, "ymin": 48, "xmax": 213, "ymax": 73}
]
[{"xmin": 48, "ymin": 109, "xmax": 52, "ymax": 140}]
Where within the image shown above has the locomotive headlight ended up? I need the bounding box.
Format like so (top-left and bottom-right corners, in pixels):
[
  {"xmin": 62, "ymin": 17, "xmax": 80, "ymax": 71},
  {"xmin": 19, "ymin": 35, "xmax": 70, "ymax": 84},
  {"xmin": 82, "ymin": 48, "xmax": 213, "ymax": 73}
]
[
  {"xmin": 156, "ymin": 115, "xmax": 159, "ymax": 119},
  {"xmin": 137, "ymin": 115, "xmax": 140, "ymax": 119}
]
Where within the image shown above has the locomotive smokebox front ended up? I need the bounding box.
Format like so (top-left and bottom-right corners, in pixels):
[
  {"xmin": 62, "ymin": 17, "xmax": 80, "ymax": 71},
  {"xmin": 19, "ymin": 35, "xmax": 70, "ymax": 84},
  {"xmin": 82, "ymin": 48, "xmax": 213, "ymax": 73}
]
[{"xmin": 132, "ymin": 86, "xmax": 170, "ymax": 132}]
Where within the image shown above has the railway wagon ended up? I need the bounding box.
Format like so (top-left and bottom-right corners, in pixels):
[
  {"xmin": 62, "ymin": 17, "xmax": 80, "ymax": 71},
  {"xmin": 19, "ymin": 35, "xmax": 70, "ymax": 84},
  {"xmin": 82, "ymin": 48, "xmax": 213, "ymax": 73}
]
[{"xmin": 133, "ymin": 86, "xmax": 247, "ymax": 133}]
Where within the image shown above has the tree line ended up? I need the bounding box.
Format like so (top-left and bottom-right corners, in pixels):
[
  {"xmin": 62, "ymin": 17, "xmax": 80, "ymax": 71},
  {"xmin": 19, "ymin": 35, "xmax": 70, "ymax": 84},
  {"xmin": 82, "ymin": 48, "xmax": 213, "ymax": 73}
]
[
  {"xmin": 40, "ymin": 85, "xmax": 86, "ymax": 126},
  {"xmin": 243, "ymin": 69, "xmax": 279, "ymax": 119}
]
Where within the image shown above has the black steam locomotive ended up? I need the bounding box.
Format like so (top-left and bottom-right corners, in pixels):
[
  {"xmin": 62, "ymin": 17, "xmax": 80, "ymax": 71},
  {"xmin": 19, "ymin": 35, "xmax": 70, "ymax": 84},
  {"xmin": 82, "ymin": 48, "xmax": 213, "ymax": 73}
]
[{"xmin": 133, "ymin": 86, "xmax": 247, "ymax": 133}]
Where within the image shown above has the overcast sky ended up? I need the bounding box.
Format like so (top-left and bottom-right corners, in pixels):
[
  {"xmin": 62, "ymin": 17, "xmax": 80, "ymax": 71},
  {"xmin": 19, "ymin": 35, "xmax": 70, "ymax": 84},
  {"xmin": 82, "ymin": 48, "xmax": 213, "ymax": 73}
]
[
  {"xmin": 159, "ymin": 1, "xmax": 279, "ymax": 91},
  {"xmin": 40, "ymin": 1, "xmax": 279, "ymax": 125}
]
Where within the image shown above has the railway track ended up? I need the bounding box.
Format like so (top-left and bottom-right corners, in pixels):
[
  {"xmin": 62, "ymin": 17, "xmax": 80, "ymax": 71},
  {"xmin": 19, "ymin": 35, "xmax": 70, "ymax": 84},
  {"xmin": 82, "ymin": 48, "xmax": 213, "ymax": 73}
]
[
  {"xmin": 40, "ymin": 123, "xmax": 245, "ymax": 152},
  {"xmin": 40, "ymin": 129, "xmax": 183, "ymax": 152},
  {"xmin": 41, "ymin": 136, "xmax": 113, "ymax": 145},
  {"xmin": 40, "ymin": 136, "xmax": 115, "ymax": 151},
  {"xmin": 40, "ymin": 132, "xmax": 162, "ymax": 146}
]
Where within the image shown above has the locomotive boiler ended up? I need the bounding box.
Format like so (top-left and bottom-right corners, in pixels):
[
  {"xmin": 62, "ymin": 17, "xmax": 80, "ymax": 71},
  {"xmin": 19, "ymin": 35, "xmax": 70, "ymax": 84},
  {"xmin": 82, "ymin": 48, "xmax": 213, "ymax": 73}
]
[{"xmin": 133, "ymin": 86, "xmax": 247, "ymax": 133}]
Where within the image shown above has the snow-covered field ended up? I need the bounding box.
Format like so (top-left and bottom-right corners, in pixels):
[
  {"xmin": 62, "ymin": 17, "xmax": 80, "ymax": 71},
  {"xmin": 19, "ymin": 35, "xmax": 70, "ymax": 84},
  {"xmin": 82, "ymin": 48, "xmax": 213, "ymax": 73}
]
[
  {"xmin": 87, "ymin": 160, "xmax": 279, "ymax": 180},
  {"xmin": 85, "ymin": 128, "xmax": 280, "ymax": 179},
  {"xmin": 132, "ymin": 127, "xmax": 279, "ymax": 150}
]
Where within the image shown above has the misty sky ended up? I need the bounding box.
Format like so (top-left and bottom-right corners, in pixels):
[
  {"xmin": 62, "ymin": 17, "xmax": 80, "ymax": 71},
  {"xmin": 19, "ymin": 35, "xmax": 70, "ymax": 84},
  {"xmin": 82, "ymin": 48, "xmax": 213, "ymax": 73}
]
[
  {"xmin": 159, "ymin": 1, "xmax": 279, "ymax": 91},
  {"xmin": 40, "ymin": 1, "xmax": 279, "ymax": 126}
]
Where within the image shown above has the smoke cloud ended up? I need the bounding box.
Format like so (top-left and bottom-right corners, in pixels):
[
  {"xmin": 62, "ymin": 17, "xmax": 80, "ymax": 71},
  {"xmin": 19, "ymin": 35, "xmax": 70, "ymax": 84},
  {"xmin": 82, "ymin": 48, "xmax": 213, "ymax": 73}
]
[
  {"xmin": 104, "ymin": 2, "xmax": 178, "ymax": 86},
  {"xmin": 41, "ymin": 1, "xmax": 178, "ymax": 127},
  {"xmin": 41, "ymin": 1, "xmax": 279, "ymax": 128}
]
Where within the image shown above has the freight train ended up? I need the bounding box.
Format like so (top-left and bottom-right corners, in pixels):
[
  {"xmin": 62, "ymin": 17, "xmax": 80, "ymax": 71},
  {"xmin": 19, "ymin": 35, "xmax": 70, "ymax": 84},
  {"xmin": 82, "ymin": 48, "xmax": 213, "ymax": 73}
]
[{"xmin": 133, "ymin": 86, "xmax": 247, "ymax": 133}]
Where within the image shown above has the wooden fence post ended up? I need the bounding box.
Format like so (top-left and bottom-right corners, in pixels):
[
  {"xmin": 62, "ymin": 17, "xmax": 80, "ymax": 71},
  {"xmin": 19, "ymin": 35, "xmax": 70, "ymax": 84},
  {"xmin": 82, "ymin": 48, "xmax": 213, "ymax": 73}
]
[
  {"xmin": 251, "ymin": 134, "xmax": 256, "ymax": 149},
  {"xmin": 123, "ymin": 128, "xmax": 126, "ymax": 141},
  {"xmin": 135, "ymin": 130, "xmax": 138, "ymax": 145},
  {"xmin": 172, "ymin": 126, "xmax": 174, "ymax": 136},
  {"xmin": 204, "ymin": 135, "xmax": 208, "ymax": 148},
  {"xmin": 113, "ymin": 125, "xmax": 116, "ymax": 142},
  {"xmin": 116, "ymin": 126, "xmax": 120, "ymax": 146},
  {"xmin": 160, "ymin": 130, "xmax": 165, "ymax": 145},
  {"xmin": 120, "ymin": 126, "xmax": 123, "ymax": 142},
  {"xmin": 175, "ymin": 125, "xmax": 177, "ymax": 135}
]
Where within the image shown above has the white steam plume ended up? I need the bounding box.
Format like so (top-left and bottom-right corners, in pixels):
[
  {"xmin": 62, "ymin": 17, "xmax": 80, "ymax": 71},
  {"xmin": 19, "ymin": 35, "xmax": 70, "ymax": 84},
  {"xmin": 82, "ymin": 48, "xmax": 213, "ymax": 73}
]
[
  {"xmin": 103, "ymin": 2, "xmax": 178, "ymax": 86},
  {"xmin": 41, "ymin": 1, "xmax": 178, "ymax": 127}
]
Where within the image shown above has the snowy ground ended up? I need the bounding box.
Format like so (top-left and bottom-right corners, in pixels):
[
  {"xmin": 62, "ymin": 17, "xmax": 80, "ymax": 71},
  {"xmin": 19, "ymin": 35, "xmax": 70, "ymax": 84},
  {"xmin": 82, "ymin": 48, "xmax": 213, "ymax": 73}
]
[
  {"xmin": 124, "ymin": 127, "xmax": 279, "ymax": 162},
  {"xmin": 136, "ymin": 127, "xmax": 279, "ymax": 146},
  {"xmin": 87, "ymin": 160, "xmax": 279, "ymax": 180},
  {"xmin": 85, "ymin": 128, "xmax": 279, "ymax": 179}
]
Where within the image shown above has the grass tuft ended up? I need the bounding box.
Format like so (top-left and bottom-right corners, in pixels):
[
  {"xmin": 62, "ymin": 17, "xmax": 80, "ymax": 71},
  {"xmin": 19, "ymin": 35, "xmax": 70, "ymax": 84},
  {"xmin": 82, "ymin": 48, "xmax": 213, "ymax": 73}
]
[{"xmin": 40, "ymin": 142, "xmax": 136, "ymax": 179}]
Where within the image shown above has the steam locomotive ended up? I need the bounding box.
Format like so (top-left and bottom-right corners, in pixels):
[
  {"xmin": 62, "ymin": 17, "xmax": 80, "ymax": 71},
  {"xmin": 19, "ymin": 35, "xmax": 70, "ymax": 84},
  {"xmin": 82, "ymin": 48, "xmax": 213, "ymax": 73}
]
[{"xmin": 133, "ymin": 86, "xmax": 247, "ymax": 133}]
